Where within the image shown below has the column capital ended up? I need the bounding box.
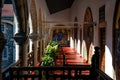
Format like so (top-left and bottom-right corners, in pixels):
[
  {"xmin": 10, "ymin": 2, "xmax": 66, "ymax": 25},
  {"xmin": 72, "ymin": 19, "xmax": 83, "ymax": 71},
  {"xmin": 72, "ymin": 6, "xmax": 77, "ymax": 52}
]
[
  {"xmin": 28, "ymin": 32, "xmax": 38, "ymax": 41},
  {"xmin": 14, "ymin": 32, "xmax": 27, "ymax": 45}
]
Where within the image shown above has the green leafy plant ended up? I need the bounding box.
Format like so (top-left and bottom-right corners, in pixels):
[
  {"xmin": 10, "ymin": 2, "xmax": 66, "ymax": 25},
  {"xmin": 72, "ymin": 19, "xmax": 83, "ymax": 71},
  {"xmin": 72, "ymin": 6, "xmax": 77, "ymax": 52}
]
[
  {"xmin": 45, "ymin": 41, "xmax": 59, "ymax": 57},
  {"xmin": 41, "ymin": 41, "xmax": 59, "ymax": 66},
  {"xmin": 49, "ymin": 41, "xmax": 58, "ymax": 47},
  {"xmin": 41, "ymin": 55, "xmax": 54, "ymax": 66}
]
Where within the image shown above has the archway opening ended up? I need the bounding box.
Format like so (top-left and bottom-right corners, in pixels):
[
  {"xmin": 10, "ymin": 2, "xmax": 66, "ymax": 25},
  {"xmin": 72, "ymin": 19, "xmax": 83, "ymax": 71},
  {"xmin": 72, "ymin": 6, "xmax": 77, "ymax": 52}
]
[{"xmin": 82, "ymin": 7, "xmax": 94, "ymax": 62}]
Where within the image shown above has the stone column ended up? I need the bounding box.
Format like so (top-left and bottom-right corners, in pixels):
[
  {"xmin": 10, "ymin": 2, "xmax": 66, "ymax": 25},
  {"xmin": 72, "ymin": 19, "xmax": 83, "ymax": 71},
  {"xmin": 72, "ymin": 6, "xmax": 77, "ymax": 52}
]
[
  {"xmin": 33, "ymin": 40, "xmax": 38, "ymax": 66},
  {"xmin": 0, "ymin": 3, "xmax": 6, "ymax": 80},
  {"xmin": 12, "ymin": 0, "xmax": 27, "ymax": 67},
  {"xmin": 14, "ymin": 32, "xmax": 27, "ymax": 66},
  {"xmin": 29, "ymin": 33, "xmax": 38, "ymax": 66}
]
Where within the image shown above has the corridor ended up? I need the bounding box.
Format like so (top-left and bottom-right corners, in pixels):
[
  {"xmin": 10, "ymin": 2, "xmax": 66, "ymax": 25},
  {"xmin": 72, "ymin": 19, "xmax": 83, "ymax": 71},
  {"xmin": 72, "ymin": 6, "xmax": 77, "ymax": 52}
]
[{"xmin": 0, "ymin": 0, "xmax": 119, "ymax": 80}]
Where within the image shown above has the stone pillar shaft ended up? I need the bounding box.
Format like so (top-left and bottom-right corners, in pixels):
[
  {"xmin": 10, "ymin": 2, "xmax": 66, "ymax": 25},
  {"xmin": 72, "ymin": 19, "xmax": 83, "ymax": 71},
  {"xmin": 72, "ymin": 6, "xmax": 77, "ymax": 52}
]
[
  {"xmin": 12, "ymin": 0, "xmax": 28, "ymax": 67},
  {"xmin": 14, "ymin": 32, "xmax": 27, "ymax": 66}
]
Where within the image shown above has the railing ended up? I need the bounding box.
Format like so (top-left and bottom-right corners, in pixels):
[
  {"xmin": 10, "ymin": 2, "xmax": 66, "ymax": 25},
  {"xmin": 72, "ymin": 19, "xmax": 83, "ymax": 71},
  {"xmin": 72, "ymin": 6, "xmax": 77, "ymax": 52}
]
[
  {"xmin": 2, "ymin": 65, "xmax": 113, "ymax": 80},
  {"xmin": 90, "ymin": 47, "xmax": 113, "ymax": 80},
  {"xmin": 2, "ymin": 60, "xmax": 21, "ymax": 80},
  {"xmin": 3, "ymin": 65, "xmax": 91, "ymax": 80},
  {"xmin": 95, "ymin": 69, "xmax": 113, "ymax": 80},
  {"xmin": 2, "ymin": 46, "xmax": 114, "ymax": 80}
]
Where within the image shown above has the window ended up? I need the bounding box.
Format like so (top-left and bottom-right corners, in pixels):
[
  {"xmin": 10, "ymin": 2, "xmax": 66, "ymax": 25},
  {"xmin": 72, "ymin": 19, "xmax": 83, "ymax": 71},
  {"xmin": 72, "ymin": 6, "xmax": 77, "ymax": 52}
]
[
  {"xmin": 1, "ymin": 24, "xmax": 4, "ymax": 32},
  {"xmin": 2, "ymin": 46, "xmax": 8, "ymax": 60}
]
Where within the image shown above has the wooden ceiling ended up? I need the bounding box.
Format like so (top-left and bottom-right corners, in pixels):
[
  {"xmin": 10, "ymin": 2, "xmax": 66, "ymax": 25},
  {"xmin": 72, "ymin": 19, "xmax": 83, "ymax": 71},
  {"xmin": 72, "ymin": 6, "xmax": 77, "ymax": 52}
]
[
  {"xmin": 4, "ymin": 0, "xmax": 12, "ymax": 4},
  {"xmin": 4, "ymin": 0, "xmax": 74, "ymax": 14},
  {"xmin": 45, "ymin": 0, "xmax": 74, "ymax": 14}
]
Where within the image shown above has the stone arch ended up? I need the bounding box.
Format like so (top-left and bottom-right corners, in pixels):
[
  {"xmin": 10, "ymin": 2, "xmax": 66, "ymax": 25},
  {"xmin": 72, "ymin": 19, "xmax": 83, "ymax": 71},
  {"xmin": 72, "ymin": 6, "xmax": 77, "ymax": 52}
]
[
  {"xmin": 84, "ymin": 7, "xmax": 93, "ymax": 22},
  {"xmin": 1, "ymin": 20, "xmax": 13, "ymax": 25},
  {"xmin": 83, "ymin": 7, "xmax": 94, "ymax": 62},
  {"xmin": 29, "ymin": 0, "xmax": 38, "ymax": 66}
]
